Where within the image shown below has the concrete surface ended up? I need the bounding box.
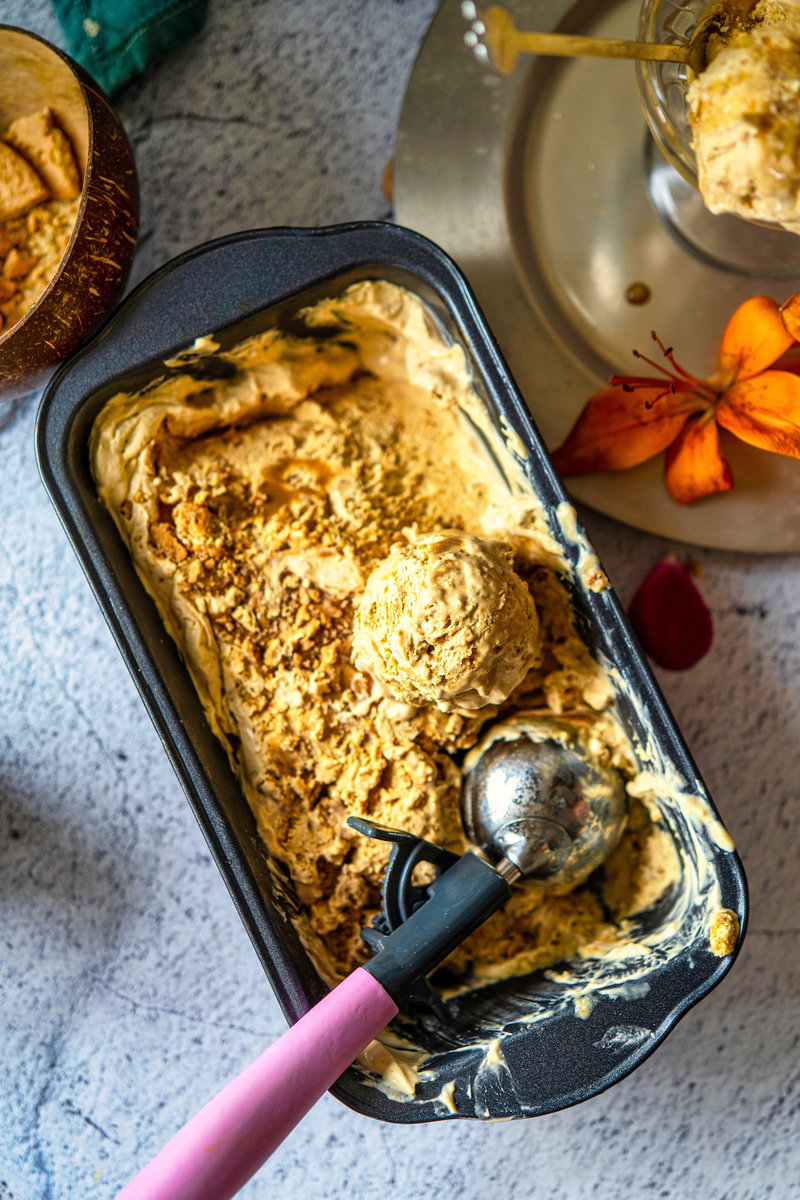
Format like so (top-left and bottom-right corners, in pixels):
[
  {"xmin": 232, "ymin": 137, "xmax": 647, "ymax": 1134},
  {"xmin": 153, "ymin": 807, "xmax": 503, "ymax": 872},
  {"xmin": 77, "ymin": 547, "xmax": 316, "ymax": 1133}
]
[{"xmin": 1, "ymin": 2, "xmax": 798, "ymax": 1197}]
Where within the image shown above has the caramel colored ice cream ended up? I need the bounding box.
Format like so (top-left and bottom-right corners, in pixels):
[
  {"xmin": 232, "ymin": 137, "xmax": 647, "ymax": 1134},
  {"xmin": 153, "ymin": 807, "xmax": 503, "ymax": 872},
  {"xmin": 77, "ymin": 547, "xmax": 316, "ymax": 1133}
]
[
  {"xmin": 689, "ymin": 0, "xmax": 800, "ymax": 231},
  {"xmin": 91, "ymin": 281, "xmax": 681, "ymax": 985},
  {"xmin": 352, "ymin": 531, "xmax": 542, "ymax": 712}
]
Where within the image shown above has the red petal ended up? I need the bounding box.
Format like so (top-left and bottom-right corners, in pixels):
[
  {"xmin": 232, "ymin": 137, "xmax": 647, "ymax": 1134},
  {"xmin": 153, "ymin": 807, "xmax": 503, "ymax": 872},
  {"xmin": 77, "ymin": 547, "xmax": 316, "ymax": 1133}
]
[
  {"xmin": 551, "ymin": 386, "xmax": 690, "ymax": 475},
  {"xmin": 628, "ymin": 560, "xmax": 713, "ymax": 671},
  {"xmin": 717, "ymin": 371, "xmax": 800, "ymax": 458},
  {"xmin": 664, "ymin": 414, "xmax": 734, "ymax": 505},
  {"xmin": 717, "ymin": 296, "xmax": 794, "ymax": 384}
]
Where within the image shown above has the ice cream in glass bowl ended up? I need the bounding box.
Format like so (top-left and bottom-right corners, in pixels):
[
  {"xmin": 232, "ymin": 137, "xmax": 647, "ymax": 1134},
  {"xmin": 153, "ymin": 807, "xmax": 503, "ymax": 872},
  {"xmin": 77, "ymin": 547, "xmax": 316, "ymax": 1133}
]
[{"xmin": 636, "ymin": 0, "xmax": 800, "ymax": 273}]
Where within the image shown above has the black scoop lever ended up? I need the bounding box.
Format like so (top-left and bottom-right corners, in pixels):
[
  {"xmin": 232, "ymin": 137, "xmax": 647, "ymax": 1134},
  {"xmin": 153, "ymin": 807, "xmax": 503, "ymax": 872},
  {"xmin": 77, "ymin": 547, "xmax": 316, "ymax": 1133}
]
[
  {"xmin": 348, "ymin": 817, "xmax": 512, "ymax": 1014},
  {"xmin": 349, "ymin": 816, "xmax": 461, "ymax": 931}
]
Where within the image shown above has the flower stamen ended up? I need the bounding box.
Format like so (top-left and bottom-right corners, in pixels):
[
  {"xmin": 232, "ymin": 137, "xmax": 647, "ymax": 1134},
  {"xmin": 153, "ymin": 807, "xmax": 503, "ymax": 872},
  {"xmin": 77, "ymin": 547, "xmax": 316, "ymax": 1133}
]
[
  {"xmin": 643, "ymin": 385, "xmax": 676, "ymax": 410},
  {"xmin": 608, "ymin": 332, "xmax": 719, "ymax": 404},
  {"xmin": 650, "ymin": 331, "xmax": 699, "ymax": 384}
]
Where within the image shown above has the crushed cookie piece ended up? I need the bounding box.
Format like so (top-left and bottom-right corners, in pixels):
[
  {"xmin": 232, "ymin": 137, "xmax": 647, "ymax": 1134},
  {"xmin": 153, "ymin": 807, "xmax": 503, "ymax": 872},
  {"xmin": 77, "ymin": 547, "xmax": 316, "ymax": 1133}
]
[
  {"xmin": 4, "ymin": 108, "xmax": 81, "ymax": 200},
  {"xmin": 3, "ymin": 247, "xmax": 36, "ymax": 279},
  {"xmin": 585, "ymin": 566, "xmax": 609, "ymax": 592},
  {"xmin": 149, "ymin": 521, "xmax": 188, "ymax": 563},
  {"xmin": 0, "ymin": 140, "xmax": 49, "ymax": 222},
  {"xmin": 173, "ymin": 500, "xmax": 221, "ymax": 549},
  {"xmin": 709, "ymin": 908, "xmax": 739, "ymax": 956}
]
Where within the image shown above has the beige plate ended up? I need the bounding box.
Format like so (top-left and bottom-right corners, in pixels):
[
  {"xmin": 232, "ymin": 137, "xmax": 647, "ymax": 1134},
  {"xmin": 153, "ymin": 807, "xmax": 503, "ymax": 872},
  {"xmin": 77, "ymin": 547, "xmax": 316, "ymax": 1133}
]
[{"xmin": 394, "ymin": 0, "xmax": 800, "ymax": 552}]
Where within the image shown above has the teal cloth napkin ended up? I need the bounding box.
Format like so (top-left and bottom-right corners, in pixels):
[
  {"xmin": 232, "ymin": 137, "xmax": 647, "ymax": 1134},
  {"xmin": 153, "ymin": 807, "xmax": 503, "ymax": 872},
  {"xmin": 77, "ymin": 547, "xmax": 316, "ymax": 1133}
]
[{"xmin": 52, "ymin": 0, "xmax": 209, "ymax": 95}]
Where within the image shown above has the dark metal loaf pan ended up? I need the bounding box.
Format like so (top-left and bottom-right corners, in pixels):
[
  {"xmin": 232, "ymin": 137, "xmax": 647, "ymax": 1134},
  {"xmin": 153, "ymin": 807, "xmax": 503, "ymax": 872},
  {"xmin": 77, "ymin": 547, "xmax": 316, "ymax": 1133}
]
[{"xmin": 35, "ymin": 222, "xmax": 747, "ymax": 1124}]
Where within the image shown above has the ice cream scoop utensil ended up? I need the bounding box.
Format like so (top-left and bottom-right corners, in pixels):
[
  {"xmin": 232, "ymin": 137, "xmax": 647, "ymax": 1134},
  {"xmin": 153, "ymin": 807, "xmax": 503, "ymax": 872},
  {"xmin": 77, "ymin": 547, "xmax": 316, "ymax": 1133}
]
[
  {"xmin": 462, "ymin": 732, "xmax": 628, "ymax": 887},
  {"xmin": 114, "ymin": 846, "xmax": 508, "ymax": 1200},
  {"xmin": 462, "ymin": 1, "xmax": 734, "ymax": 77},
  {"xmin": 115, "ymin": 733, "xmax": 625, "ymax": 1200}
]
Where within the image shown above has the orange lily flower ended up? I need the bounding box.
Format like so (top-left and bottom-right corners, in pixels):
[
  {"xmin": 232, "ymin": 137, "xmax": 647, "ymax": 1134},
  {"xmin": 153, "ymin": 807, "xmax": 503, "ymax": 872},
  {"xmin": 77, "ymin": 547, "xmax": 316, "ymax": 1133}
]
[{"xmin": 552, "ymin": 295, "xmax": 800, "ymax": 505}]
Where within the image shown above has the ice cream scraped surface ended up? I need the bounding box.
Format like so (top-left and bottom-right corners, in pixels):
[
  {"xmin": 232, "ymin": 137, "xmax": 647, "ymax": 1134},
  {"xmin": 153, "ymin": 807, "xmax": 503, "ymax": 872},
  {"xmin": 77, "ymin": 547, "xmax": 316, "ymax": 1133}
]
[
  {"xmin": 689, "ymin": 0, "xmax": 800, "ymax": 232},
  {"xmin": 352, "ymin": 531, "xmax": 542, "ymax": 711},
  {"xmin": 91, "ymin": 279, "xmax": 685, "ymax": 986}
]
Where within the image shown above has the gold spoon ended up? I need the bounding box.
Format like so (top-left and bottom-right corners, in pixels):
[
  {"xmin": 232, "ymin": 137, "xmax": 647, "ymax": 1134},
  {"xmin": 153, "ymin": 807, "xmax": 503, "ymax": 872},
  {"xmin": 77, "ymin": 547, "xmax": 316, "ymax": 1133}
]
[{"xmin": 461, "ymin": 1, "xmax": 750, "ymax": 78}]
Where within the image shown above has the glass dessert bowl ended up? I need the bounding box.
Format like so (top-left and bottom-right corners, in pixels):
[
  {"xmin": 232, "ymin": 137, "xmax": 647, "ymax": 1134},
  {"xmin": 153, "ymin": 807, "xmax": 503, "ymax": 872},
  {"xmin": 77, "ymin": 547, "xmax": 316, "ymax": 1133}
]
[{"xmin": 636, "ymin": 0, "xmax": 800, "ymax": 275}]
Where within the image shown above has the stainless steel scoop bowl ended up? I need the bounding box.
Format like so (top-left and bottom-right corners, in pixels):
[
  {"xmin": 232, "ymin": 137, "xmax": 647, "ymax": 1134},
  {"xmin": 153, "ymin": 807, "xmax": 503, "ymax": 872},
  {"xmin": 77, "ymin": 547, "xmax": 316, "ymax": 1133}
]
[{"xmin": 462, "ymin": 729, "xmax": 628, "ymax": 887}]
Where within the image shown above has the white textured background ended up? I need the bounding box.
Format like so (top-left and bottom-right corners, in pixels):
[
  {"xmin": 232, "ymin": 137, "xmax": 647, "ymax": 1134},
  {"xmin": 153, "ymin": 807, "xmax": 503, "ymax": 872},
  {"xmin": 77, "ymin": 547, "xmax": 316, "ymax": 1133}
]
[{"xmin": 1, "ymin": 2, "xmax": 798, "ymax": 1197}]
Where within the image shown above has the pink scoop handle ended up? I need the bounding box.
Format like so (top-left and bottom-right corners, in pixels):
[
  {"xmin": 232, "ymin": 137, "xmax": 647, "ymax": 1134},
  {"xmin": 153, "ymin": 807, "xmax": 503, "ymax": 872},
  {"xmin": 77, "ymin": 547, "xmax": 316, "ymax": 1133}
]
[{"xmin": 116, "ymin": 967, "xmax": 398, "ymax": 1200}]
